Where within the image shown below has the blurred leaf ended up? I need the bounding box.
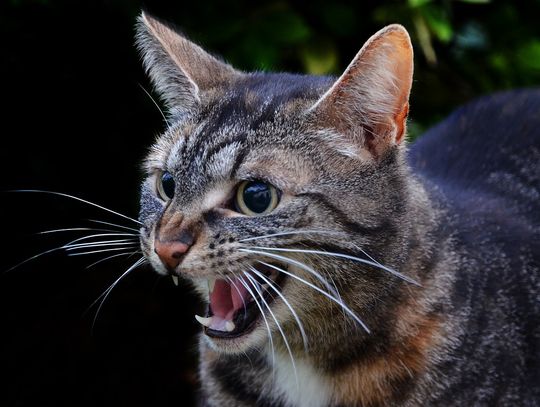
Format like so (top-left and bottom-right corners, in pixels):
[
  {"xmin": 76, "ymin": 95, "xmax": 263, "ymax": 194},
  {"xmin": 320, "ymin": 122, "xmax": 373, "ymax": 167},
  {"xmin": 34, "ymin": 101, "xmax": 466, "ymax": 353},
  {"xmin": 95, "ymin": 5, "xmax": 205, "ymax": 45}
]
[
  {"xmin": 259, "ymin": 8, "xmax": 311, "ymax": 44},
  {"xmin": 457, "ymin": 0, "xmax": 491, "ymax": 3},
  {"xmin": 454, "ymin": 22, "xmax": 488, "ymax": 50},
  {"xmin": 413, "ymin": 13, "xmax": 437, "ymax": 64},
  {"xmin": 517, "ymin": 40, "xmax": 540, "ymax": 71},
  {"xmin": 301, "ymin": 40, "xmax": 338, "ymax": 74},
  {"xmin": 319, "ymin": 3, "xmax": 357, "ymax": 36},
  {"xmin": 423, "ymin": 5, "xmax": 453, "ymax": 43},
  {"xmin": 408, "ymin": 0, "xmax": 432, "ymax": 7}
]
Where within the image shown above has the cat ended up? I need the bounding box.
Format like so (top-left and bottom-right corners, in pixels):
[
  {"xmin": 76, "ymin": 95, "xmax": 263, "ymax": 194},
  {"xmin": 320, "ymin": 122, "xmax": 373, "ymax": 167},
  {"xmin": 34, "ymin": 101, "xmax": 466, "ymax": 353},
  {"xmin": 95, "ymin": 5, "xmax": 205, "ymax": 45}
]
[{"xmin": 135, "ymin": 12, "xmax": 540, "ymax": 407}]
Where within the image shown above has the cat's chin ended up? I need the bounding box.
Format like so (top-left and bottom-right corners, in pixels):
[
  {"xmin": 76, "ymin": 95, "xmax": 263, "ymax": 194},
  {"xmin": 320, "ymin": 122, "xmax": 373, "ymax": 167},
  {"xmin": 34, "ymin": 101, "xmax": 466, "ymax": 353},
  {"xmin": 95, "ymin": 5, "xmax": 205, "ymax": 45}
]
[{"xmin": 193, "ymin": 263, "xmax": 287, "ymax": 352}]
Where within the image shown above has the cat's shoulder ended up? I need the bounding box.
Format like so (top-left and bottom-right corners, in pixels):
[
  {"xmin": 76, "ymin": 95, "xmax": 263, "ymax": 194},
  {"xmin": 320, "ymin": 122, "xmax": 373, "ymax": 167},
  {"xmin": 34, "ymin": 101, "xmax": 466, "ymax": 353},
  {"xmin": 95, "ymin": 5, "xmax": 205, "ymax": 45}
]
[
  {"xmin": 409, "ymin": 88, "xmax": 540, "ymax": 190},
  {"xmin": 409, "ymin": 88, "xmax": 540, "ymax": 221},
  {"xmin": 408, "ymin": 89, "xmax": 539, "ymax": 303}
]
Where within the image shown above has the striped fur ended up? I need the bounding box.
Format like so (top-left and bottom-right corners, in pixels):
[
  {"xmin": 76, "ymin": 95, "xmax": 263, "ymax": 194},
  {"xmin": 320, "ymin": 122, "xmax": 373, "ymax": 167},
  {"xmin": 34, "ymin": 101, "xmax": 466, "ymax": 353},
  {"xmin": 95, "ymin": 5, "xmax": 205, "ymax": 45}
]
[{"xmin": 136, "ymin": 12, "xmax": 540, "ymax": 406}]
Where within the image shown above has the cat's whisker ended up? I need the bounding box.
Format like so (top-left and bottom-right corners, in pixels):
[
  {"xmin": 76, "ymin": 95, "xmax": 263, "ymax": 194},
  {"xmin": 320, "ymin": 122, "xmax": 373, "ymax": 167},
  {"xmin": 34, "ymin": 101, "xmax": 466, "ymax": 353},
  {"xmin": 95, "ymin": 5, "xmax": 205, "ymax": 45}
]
[
  {"xmin": 68, "ymin": 246, "xmax": 139, "ymax": 257},
  {"xmin": 65, "ymin": 239, "xmax": 138, "ymax": 250},
  {"xmin": 257, "ymin": 261, "xmax": 370, "ymax": 334},
  {"xmin": 239, "ymin": 230, "xmax": 346, "ymax": 243},
  {"xmin": 5, "ymin": 234, "xmax": 135, "ymax": 272},
  {"xmin": 38, "ymin": 227, "xmax": 120, "ymax": 235},
  {"xmin": 246, "ymin": 246, "xmax": 419, "ymax": 286},
  {"xmin": 236, "ymin": 274, "xmax": 276, "ymax": 382},
  {"xmin": 138, "ymin": 83, "xmax": 170, "ymax": 127},
  {"xmin": 248, "ymin": 266, "xmax": 308, "ymax": 353},
  {"xmin": 62, "ymin": 233, "xmax": 139, "ymax": 246},
  {"xmin": 85, "ymin": 251, "xmax": 143, "ymax": 269},
  {"xmin": 12, "ymin": 190, "xmax": 142, "ymax": 225},
  {"xmin": 6, "ymin": 246, "xmax": 67, "ymax": 272},
  {"xmin": 90, "ymin": 257, "xmax": 147, "ymax": 330},
  {"xmin": 224, "ymin": 274, "xmax": 247, "ymax": 318},
  {"xmin": 238, "ymin": 248, "xmax": 340, "ymax": 298},
  {"xmin": 243, "ymin": 272, "xmax": 299, "ymax": 389},
  {"xmin": 88, "ymin": 219, "xmax": 141, "ymax": 234}
]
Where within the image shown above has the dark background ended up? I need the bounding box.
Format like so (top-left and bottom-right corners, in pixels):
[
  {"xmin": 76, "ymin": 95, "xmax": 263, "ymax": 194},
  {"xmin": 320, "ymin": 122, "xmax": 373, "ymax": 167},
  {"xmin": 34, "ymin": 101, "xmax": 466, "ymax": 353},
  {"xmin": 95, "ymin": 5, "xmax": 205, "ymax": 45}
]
[{"xmin": 1, "ymin": 1, "xmax": 539, "ymax": 406}]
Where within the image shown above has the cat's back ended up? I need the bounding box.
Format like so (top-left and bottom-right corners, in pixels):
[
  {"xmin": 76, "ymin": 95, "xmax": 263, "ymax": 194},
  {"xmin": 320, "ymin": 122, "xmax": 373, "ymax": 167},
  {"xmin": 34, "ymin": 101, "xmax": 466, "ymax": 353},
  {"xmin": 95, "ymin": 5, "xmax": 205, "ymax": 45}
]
[
  {"xmin": 409, "ymin": 90, "xmax": 540, "ymax": 404},
  {"xmin": 409, "ymin": 88, "xmax": 539, "ymax": 248},
  {"xmin": 409, "ymin": 88, "xmax": 539, "ymax": 212}
]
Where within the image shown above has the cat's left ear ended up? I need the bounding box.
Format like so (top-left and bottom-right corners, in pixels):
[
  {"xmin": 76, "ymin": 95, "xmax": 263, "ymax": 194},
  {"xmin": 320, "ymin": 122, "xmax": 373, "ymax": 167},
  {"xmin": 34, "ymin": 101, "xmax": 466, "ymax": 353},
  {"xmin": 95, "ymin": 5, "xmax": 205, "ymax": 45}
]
[
  {"xmin": 136, "ymin": 12, "xmax": 241, "ymax": 117},
  {"xmin": 308, "ymin": 25, "xmax": 413, "ymax": 159}
]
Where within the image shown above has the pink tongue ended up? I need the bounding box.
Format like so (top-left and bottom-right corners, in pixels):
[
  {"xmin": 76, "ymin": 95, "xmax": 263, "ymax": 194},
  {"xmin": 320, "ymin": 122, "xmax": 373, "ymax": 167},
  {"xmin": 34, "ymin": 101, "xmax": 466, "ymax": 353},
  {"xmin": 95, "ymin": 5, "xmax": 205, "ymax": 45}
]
[{"xmin": 210, "ymin": 278, "xmax": 250, "ymax": 320}]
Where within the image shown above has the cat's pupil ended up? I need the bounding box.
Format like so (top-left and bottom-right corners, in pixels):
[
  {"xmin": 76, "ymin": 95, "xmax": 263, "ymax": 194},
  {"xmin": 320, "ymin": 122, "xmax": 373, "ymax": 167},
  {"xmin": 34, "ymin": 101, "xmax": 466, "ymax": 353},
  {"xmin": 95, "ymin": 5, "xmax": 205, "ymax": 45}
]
[
  {"xmin": 161, "ymin": 172, "xmax": 175, "ymax": 199},
  {"xmin": 243, "ymin": 182, "xmax": 272, "ymax": 214}
]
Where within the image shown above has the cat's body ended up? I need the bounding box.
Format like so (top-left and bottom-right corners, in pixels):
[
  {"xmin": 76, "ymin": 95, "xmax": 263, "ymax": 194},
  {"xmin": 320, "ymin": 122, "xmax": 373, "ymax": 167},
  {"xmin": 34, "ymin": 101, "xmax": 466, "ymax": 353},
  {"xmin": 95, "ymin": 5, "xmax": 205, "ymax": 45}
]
[
  {"xmin": 135, "ymin": 13, "xmax": 540, "ymax": 406},
  {"xmin": 407, "ymin": 90, "xmax": 540, "ymax": 405},
  {"xmin": 196, "ymin": 90, "xmax": 540, "ymax": 407}
]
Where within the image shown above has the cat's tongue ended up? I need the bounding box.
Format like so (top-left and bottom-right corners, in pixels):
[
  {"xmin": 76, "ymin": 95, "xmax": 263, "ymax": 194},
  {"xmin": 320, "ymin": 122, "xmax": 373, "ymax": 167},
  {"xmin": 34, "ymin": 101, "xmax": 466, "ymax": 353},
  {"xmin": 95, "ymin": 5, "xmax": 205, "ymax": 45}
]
[{"xmin": 210, "ymin": 278, "xmax": 250, "ymax": 322}]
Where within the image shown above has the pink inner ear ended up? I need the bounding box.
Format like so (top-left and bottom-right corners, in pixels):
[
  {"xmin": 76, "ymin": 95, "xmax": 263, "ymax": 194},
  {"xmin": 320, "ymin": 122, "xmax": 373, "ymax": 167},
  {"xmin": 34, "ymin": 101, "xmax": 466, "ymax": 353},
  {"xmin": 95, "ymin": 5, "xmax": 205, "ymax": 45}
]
[
  {"xmin": 308, "ymin": 25, "xmax": 413, "ymax": 156},
  {"xmin": 395, "ymin": 102, "xmax": 409, "ymax": 145}
]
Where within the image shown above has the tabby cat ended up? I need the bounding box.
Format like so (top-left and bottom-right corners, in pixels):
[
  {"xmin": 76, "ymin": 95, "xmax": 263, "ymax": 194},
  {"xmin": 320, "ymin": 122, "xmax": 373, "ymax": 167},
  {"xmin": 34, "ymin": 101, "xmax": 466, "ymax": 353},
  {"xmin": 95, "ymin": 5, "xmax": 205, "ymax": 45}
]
[{"xmin": 135, "ymin": 12, "xmax": 540, "ymax": 406}]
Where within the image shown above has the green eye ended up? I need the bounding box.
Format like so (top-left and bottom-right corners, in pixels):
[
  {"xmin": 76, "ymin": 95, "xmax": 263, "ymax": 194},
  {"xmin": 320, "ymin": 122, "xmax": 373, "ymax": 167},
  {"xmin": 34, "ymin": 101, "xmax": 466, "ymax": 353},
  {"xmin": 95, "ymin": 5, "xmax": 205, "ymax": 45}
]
[
  {"xmin": 235, "ymin": 180, "xmax": 279, "ymax": 215},
  {"xmin": 157, "ymin": 171, "xmax": 175, "ymax": 201}
]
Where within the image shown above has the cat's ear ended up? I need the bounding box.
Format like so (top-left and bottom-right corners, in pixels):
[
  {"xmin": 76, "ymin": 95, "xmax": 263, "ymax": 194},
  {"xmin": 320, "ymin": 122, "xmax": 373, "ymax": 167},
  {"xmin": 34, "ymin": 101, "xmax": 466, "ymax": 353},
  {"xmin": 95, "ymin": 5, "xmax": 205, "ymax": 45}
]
[
  {"xmin": 309, "ymin": 25, "xmax": 413, "ymax": 159},
  {"xmin": 136, "ymin": 12, "xmax": 241, "ymax": 116}
]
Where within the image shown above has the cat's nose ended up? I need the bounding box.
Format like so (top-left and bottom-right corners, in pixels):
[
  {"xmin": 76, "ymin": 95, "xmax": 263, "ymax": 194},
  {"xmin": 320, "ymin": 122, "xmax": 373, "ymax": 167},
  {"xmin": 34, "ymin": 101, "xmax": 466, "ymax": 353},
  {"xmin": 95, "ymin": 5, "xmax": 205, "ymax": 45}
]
[{"xmin": 154, "ymin": 239, "xmax": 192, "ymax": 271}]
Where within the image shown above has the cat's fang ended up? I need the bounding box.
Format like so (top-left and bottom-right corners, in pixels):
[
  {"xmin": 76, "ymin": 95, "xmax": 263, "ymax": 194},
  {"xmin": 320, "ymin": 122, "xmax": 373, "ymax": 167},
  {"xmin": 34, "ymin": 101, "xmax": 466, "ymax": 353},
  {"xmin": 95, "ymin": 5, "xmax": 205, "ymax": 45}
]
[
  {"xmin": 195, "ymin": 314, "xmax": 212, "ymax": 328},
  {"xmin": 195, "ymin": 314, "xmax": 236, "ymax": 332},
  {"xmin": 172, "ymin": 275, "xmax": 179, "ymax": 286},
  {"xmin": 208, "ymin": 277, "xmax": 216, "ymax": 293}
]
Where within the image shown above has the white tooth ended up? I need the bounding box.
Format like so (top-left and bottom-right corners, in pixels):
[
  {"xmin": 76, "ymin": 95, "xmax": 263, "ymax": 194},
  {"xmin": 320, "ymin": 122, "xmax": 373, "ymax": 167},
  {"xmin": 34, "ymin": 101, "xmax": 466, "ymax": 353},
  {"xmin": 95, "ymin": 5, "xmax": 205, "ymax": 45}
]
[
  {"xmin": 195, "ymin": 314, "xmax": 213, "ymax": 328},
  {"xmin": 225, "ymin": 321, "xmax": 235, "ymax": 332},
  {"xmin": 172, "ymin": 276, "xmax": 179, "ymax": 286},
  {"xmin": 208, "ymin": 278, "xmax": 216, "ymax": 293}
]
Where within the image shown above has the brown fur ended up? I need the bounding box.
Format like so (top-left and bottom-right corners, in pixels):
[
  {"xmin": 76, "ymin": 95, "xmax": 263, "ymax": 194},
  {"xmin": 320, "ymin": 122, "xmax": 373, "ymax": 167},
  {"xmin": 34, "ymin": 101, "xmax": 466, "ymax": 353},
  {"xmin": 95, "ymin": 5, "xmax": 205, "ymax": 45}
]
[{"xmin": 330, "ymin": 303, "xmax": 443, "ymax": 406}]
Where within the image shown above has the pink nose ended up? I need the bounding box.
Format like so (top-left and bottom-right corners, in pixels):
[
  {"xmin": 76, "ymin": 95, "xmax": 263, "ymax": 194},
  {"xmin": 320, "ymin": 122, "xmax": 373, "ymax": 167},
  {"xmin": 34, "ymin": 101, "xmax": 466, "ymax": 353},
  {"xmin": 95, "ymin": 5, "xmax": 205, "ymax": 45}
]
[{"xmin": 154, "ymin": 240, "xmax": 191, "ymax": 271}]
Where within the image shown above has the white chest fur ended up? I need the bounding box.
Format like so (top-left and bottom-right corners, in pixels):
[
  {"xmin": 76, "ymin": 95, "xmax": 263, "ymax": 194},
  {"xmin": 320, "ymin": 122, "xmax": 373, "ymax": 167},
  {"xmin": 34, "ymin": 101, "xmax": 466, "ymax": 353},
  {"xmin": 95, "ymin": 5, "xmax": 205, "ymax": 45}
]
[{"xmin": 269, "ymin": 352, "xmax": 332, "ymax": 407}]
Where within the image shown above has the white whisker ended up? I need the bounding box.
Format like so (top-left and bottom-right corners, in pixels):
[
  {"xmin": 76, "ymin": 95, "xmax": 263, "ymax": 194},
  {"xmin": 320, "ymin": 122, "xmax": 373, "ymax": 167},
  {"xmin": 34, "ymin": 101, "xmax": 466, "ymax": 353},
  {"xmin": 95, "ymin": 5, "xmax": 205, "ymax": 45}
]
[
  {"xmin": 224, "ymin": 274, "xmax": 247, "ymax": 318},
  {"xmin": 90, "ymin": 257, "xmax": 147, "ymax": 330},
  {"xmin": 65, "ymin": 239, "xmax": 138, "ymax": 250},
  {"xmin": 68, "ymin": 246, "xmax": 139, "ymax": 257},
  {"xmin": 257, "ymin": 261, "xmax": 370, "ymax": 333},
  {"xmin": 138, "ymin": 83, "xmax": 170, "ymax": 127},
  {"xmin": 12, "ymin": 190, "xmax": 142, "ymax": 225},
  {"xmin": 238, "ymin": 248, "xmax": 339, "ymax": 298},
  {"xmin": 85, "ymin": 251, "xmax": 142, "ymax": 269},
  {"xmin": 248, "ymin": 266, "xmax": 308, "ymax": 352},
  {"xmin": 38, "ymin": 227, "xmax": 118, "ymax": 235},
  {"xmin": 63, "ymin": 233, "xmax": 139, "ymax": 246},
  {"xmin": 239, "ymin": 230, "xmax": 345, "ymax": 243},
  {"xmin": 6, "ymin": 246, "xmax": 66, "ymax": 272},
  {"xmin": 5, "ymin": 234, "xmax": 134, "ymax": 272},
  {"xmin": 236, "ymin": 275, "xmax": 276, "ymax": 381},
  {"xmin": 243, "ymin": 273, "xmax": 298, "ymax": 389},
  {"xmin": 88, "ymin": 219, "xmax": 141, "ymax": 233},
  {"xmin": 246, "ymin": 246, "xmax": 419, "ymax": 286}
]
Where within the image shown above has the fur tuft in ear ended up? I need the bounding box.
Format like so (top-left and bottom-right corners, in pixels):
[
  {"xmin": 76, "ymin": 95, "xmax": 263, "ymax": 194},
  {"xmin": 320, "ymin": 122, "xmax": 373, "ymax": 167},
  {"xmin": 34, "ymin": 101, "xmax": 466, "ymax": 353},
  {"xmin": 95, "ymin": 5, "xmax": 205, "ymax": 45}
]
[
  {"xmin": 309, "ymin": 24, "xmax": 414, "ymax": 158},
  {"xmin": 135, "ymin": 12, "xmax": 241, "ymax": 117}
]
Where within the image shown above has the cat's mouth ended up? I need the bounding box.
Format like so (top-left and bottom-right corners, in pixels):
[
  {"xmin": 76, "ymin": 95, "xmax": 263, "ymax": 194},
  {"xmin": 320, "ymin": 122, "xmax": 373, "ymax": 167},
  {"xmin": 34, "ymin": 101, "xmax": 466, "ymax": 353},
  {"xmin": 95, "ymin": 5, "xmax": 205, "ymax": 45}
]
[{"xmin": 194, "ymin": 263, "xmax": 285, "ymax": 339}]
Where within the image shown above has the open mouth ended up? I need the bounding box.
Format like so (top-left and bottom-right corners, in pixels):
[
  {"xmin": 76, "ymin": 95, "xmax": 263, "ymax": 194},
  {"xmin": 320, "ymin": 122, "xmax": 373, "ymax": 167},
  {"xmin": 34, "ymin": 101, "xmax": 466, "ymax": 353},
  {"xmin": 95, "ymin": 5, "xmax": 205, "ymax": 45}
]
[{"xmin": 194, "ymin": 263, "xmax": 285, "ymax": 339}]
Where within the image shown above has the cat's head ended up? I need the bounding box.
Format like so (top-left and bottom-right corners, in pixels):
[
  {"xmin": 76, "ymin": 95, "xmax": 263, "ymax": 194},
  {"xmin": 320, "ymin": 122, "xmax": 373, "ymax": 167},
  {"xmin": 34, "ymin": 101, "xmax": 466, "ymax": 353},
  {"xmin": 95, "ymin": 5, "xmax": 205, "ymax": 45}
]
[{"xmin": 136, "ymin": 13, "xmax": 414, "ymax": 356}]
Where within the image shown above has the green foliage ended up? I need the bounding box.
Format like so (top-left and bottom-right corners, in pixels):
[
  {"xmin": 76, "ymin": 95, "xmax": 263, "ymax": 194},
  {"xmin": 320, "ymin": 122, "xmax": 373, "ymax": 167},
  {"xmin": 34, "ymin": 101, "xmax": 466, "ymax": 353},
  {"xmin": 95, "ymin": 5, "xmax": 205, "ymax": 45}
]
[{"xmin": 6, "ymin": 0, "xmax": 539, "ymax": 139}]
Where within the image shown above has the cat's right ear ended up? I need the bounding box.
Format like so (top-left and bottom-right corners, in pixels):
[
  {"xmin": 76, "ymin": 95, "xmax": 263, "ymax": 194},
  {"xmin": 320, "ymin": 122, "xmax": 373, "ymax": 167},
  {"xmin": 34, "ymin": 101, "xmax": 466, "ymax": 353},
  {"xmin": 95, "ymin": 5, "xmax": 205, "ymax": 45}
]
[{"xmin": 136, "ymin": 12, "xmax": 241, "ymax": 116}]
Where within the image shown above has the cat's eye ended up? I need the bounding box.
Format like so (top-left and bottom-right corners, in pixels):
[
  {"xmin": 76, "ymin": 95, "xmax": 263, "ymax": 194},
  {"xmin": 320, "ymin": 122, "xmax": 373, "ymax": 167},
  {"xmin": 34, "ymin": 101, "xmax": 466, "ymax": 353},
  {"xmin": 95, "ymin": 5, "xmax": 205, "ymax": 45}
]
[
  {"xmin": 157, "ymin": 171, "xmax": 175, "ymax": 201},
  {"xmin": 235, "ymin": 180, "xmax": 279, "ymax": 216}
]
